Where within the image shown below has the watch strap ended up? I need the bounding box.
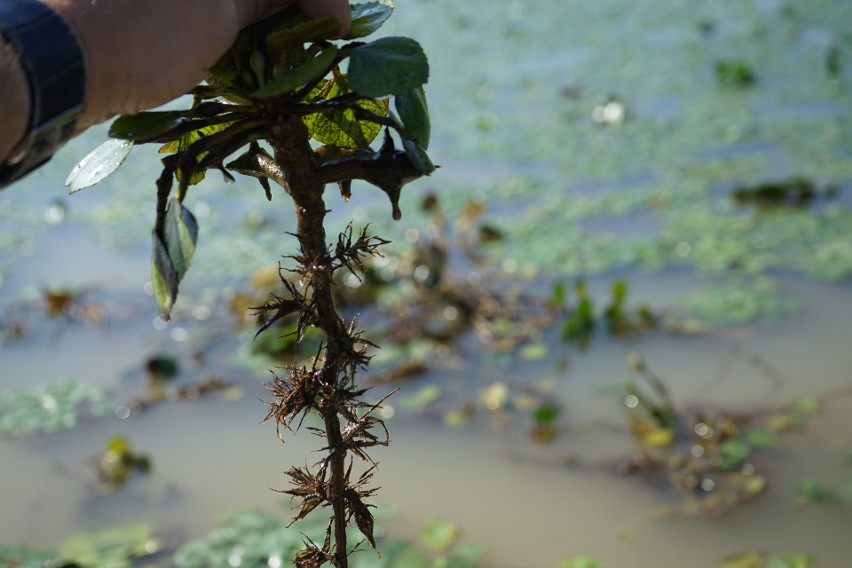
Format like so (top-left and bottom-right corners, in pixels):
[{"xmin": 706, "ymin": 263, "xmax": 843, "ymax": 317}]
[{"xmin": 0, "ymin": 0, "xmax": 86, "ymax": 186}]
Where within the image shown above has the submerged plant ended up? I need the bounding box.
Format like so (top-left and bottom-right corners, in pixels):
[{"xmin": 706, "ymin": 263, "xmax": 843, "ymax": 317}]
[{"xmin": 67, "ymin": 3, "xmax": 433, "ymax": 566}]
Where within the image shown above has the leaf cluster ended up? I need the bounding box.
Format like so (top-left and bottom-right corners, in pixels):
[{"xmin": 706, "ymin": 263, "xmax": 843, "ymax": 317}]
[{"xmin": 66, "ymin": 1, "xmax": 433, "ymax": 321}]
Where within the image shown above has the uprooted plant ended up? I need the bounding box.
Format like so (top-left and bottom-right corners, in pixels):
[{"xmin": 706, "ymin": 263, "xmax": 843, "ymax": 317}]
[{"xmin": 67, "ymin": 3, "xmax": 433, "ymax": 566}]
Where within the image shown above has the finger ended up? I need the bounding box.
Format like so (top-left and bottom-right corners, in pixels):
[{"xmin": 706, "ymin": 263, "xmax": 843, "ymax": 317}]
[
  {"xmin": 298, "ymin": 0, "xmax": 351, "ymax": 37},
  {"xmin": 237, "ymin": 0, "xmax": 295, "ymax": 28}
]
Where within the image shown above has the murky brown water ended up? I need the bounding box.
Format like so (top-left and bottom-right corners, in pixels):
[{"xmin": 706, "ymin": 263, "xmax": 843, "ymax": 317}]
[{"xmin": 1, "ymin": 223, "xmax": 850, "ymax": 566}]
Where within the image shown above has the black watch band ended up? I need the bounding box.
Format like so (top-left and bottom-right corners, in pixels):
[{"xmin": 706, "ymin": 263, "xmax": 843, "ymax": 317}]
[{"xmin": 0, "ymin": 0, "xmax": 86, "ymax": 187}]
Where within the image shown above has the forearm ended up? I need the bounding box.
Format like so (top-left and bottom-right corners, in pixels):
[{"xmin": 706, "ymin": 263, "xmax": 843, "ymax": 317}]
[{"xmin": 0, "ymin": 36, "xmax": 30, "ymax": 163}]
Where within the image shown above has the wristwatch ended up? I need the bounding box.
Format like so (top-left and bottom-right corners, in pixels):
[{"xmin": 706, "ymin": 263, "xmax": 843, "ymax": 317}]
[{"xmin": 0, "ymin": 0, "xmax": 86, "ymax": 187}]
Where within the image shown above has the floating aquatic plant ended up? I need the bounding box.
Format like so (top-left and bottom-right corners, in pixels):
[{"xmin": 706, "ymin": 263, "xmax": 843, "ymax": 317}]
[{"xmin": 0, "ymin": 380, "xmax": 115, "ymax": 437}]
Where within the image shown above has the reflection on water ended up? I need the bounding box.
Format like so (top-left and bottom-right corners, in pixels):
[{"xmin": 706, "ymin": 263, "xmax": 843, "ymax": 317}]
[{"xmin": 2, "ymin": 0, "xmax": 852, "ymax": 566}]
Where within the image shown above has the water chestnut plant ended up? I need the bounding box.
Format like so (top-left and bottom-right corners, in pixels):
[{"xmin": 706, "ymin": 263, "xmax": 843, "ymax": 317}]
[{"xmin": 67, "ymin": 3, "xmax": 433, "ymax": 566}]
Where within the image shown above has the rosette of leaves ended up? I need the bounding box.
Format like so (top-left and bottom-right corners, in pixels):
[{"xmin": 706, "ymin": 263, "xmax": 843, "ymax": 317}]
[{"xmin": 66, "ymin": 1, "xmax": 433, "ymax": 320}]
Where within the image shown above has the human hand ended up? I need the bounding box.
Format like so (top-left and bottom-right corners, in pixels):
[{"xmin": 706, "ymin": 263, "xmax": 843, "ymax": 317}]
[{"xmin": 47, "ymin": 0, "xmax": 352, "ymax": 131}]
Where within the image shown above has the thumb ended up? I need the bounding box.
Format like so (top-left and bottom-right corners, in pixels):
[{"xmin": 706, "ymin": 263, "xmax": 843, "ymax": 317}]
[
  {"xmin": 298, "ymin": 0, "xmax": 351, "ymax": 38},
  {"xmin": 237, "ymin": 0, "xmax": 294, "ymax": 28}
]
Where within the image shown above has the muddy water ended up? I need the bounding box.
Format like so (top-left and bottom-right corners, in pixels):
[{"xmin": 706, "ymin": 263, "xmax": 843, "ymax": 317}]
[
  {"xmin": 3, "ymin": 0, "xmax": 852, "ymax": 566},
  {"xmin": 1, "ymin": 218, "xmax": 851, "ymax": 566},
  {"xmin": 1, "ymin": 276, "xmax": 851, "ymax": 567}
]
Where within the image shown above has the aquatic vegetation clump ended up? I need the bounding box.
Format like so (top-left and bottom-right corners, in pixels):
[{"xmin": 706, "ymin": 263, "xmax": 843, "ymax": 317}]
[
  {"xmin": 0, "ymin": 380, "xmax": 115, "ymax": 436},
  {"xmin": 609, "ymin": 354, "xmax": 849, "ymax": 518}
]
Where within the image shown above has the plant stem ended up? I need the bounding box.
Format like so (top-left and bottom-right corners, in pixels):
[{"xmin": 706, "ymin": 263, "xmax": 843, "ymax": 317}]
[{"xmin": 269, "ymin": 115, "xmax": 350, "ymax": 567}]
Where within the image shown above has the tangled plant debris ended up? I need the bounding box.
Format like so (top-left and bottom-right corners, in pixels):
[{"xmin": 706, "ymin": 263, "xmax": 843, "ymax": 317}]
[{"xmin": 604, "ymin": 354, "xmax": 852, "ymax": 518}]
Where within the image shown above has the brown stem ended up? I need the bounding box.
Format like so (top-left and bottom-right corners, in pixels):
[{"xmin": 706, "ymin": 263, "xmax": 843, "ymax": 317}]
[{"xmin": 269, "ymin": 115, "xmax": 350, "ymax": 567}]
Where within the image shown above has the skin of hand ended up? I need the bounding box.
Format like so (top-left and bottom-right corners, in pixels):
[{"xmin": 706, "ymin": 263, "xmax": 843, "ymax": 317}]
[{"xmin": 46, "ymin": 0, "xmax": 352, "ymax": 131}]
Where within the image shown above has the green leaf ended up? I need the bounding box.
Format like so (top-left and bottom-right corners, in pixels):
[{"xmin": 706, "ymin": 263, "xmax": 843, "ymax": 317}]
[
  {"xmin": 719, "ymin": 439, "xmax": 752, "ymax": 469},
  {"xmin": 151, "ymin": 231, "xmax": 180, "ymax": 320},
  {"xmin": 267, "ymin": 16, "xmax": 342, "ymax": 51},
  {"xmin": 252, "ymin": 45, "xmax": 338, "ymax": 99},
  {"xmin": 150, "ymin": 200, "xmax": 199, "ymax": 320},
  {"xmin": 796, "ymin": 478, "xmax": 842, "ymax": 506},
  {"xmin": 395, "ymin": 86, "xmax": 430, "ymax": 148},
  {"xmin": 348, "ymin": 36, "xmax": 429, "ymax": 97},
  {"xmin": 347, "ymin": 1, "xmax": 394, "ymax": 39},
  {"xmin": 303, "ymin": 74, "xmax": 388, "ymax": 148},
  {"xmin": 158, "ymin": 123, "xmax": 231, "ymax": 186},
  {"xmin": 108, "ymin": 111, "xmax": 185, "ymax": 141},
  {"xmin": 163, "ymin": 199, "xmax": 199, "ymax": 280},
  {"xmin": 158, "ymin": 122, "xmax": 231, "ymax": 155},
  {"xmin": 419, "ymin": 519, "xmax": 460, "ymax": 552},
  {"xmin": 534, "ymin": 405, "xmax": 560, "ymax": 426},
  {"xmin": 403, "ymin": 138, "xmax": 436, "ymax": 175},
  {"xmin": 65, "ymin": 138, "xmax": 133, "ymax": 193}
]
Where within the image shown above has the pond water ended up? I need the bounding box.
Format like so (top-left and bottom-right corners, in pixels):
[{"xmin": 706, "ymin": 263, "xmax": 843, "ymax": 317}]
[{"xmin": 2, "ymin": 0, "xmax": 852, "ymax": 567}]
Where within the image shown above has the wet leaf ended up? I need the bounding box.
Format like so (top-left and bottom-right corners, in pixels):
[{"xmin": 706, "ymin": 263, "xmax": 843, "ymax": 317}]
[
  {"xmin": 151, "ymin": 231, "xmax": 180, "ymax": 320},
  {"xmin": 65, "ymin": 138, "xmax": 134, "ymax": 193},
  {"xmin": 303, "ymin": 74, "xmax": 388, "ymax": 148},
  {"xmin": 403, "ymin": 137, "xmax": 436, "ymax": 175},
  {"xmin": 163, "ymin": 199, "xmax": 199, "ymax": 280},
  {"xmin": 347, "ymin": 1, "xmax": 394, "ymax": 39},
  {"xmin": 158, "ymin": 122, "xmax": 231, "ymax": 185},
  {"xmin": 150, "ymin": 200, "xmax": 199, "ymax": 320},
  {"xmin": 252, "ymin": 45, "xmax": 338, "ymax": 99},
  {"xmin": 266, "ymin": 17, "xmax": 341, "ymax": 50},
  {"xmin": 419, "ymin": 519, "xmax": 460, "ymax": 552},
  {"xmin": 395, "ymin": 86, "xmax": 430, "ymax": 148},
  {"xmin": 348, "ymin": 37, "xmax": 429, "ymax": 97},
  {"xmin": 108, "ymin": 111, "xmax": 185, "ymax": 141}
]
